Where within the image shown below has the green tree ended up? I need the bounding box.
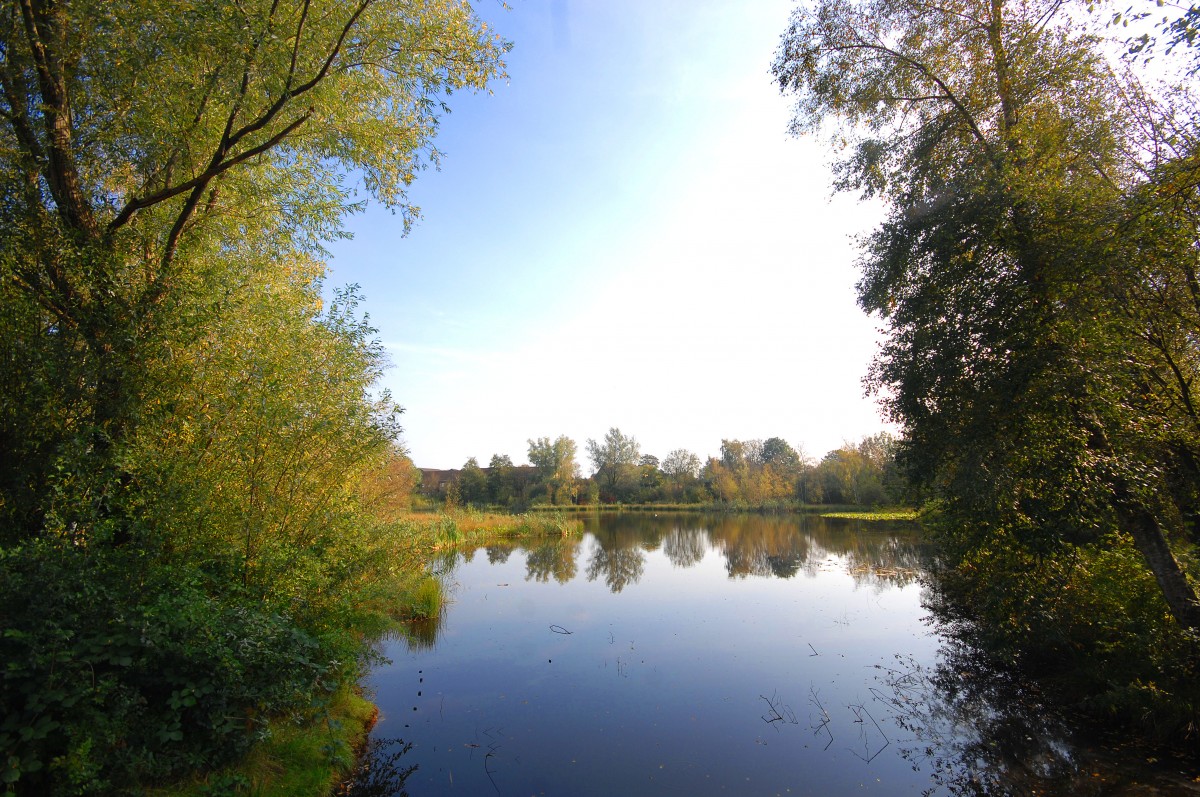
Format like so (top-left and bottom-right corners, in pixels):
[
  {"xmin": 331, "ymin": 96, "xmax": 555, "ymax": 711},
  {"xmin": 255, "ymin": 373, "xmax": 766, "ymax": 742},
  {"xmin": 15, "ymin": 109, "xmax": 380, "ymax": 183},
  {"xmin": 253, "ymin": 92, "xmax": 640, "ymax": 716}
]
[
  {"xmin": 635, "ymin": 455, "xmax": 663, "ymax": 501},
  {"xmin": 458, "ymin": 457, "xmax": 488, "ymax": 507},
  {"xmin": 774, "ymin": 0, "xmax": 1200, "ymax": 629},
  {"xmin": 0, "ymin": 2, "xmax": 507, "ymax": 791},
  {"xmin": 761, "ymin": 437, "xmax": 800, "ymax": 474},
  {"xmin": 527, "ymin": 435, "xmax": 579, "ymax": 505},
  {"xmin": 487, "ymin": 453, "xmax": 516, "ymax": 506},
  {"xmin": 662, "ymin": 448, "xmax": 701, "ymax": 480},
  {"xmin": 361, "ymin": 448, "xmax": 420, "ymax": 522},
  {"xmin": 586, "ymin": 427, "xmax": 641, "ymax": 498},
  {"xmin": 817, "ymin": 444, "xmax": 888, "ymax": 506},
  {"xmin": 0, "ymin": 0, "xmax": 506, "ymax": 539}
]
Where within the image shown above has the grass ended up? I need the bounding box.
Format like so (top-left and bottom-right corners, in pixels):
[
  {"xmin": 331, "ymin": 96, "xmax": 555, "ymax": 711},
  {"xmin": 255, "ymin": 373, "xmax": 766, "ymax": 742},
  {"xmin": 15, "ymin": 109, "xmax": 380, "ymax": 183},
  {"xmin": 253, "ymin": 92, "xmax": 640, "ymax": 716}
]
[
  {"xmin": 393, "ymin": 508, "xmax": 582, "ymax": 551},
  {"xmin": 819, "ymin": 508, "xmax": 920, "ymax": 521},
  {"xmin": 153, "ymin": 686, "xmax": 377, "ymax": 797},
  {"xmin": 405, "ymin": 575, "xmax": 443, "ymax": 620}
]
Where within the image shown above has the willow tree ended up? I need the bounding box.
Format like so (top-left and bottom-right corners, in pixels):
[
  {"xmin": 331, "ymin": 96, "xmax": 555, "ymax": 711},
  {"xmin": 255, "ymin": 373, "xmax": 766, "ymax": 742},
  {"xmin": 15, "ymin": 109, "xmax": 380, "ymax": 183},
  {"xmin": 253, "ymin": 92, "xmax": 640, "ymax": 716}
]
[
  {"xmin": 0, "ymin": 0, "xmax": 506, "ymax": 539},
  {"xmin": 773, "ymin": 0, "xmax": 1200, "ymax": 629}
]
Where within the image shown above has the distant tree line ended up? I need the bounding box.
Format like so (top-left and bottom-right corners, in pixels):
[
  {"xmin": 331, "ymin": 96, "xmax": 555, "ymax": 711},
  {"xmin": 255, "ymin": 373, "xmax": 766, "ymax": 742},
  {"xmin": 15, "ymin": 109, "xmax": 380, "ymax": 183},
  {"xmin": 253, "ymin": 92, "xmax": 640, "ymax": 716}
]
[{"xmin": 422, "ymin": 428, "xmax": 904, "ymax": 509}]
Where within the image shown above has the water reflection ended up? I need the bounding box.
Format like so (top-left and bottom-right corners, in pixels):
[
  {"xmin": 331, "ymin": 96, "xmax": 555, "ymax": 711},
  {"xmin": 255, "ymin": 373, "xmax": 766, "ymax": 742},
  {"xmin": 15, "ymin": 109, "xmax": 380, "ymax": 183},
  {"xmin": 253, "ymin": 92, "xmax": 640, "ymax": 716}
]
[
  {"xmin": 399, "ymin": 616, "xmax": 442, "ymax": 652},
  {"xmin": 871, "ymin": 646, "xmax": 1089, "ymax": 796},
  {"xmin": 485, "ymin": 545, "xmax": 511, "ymax": 564},
  {"xmin": 584, "ymin": 544, "xmax": 646, "ymax": 592},
  {"xmin": 428, "ymin": 513, "xmax": 926, "ymax": 598},
  {"xmin": 361, "ymin": 513, "xmax": 1190, "ymax": 796},
  {"xmin": 523, "ymin": 537, "xmax": 580, "ymax": 584},
  {"xmin": 662, "ymin": 525, "xmax": 707, "ymax": 568},
  {"xmin": 338, "ymin": 737, "xmax": 416, "ymax": 797},
  {"xmin": 586, "ymin": 512, "xmax": 926, "ymax": 588}
]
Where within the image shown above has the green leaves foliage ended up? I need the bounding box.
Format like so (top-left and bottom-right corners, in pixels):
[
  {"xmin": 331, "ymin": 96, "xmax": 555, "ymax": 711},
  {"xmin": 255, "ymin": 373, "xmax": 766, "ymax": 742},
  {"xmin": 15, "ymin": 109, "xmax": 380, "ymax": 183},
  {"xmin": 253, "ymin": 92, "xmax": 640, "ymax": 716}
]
[
  {"xmin": 0, "ymin": 0, "xmax": 506, "ymax": 537},
  {"xmin": 776, "ymin": 0, "xmax": 1200, "ymax": 731},
  {"xmin": 0, "ymin": 1, "xmax": 507, "ymax": 792},
  {"xmin": 0, "ymin": 543, "xmax": 350, "ymax": 795}
]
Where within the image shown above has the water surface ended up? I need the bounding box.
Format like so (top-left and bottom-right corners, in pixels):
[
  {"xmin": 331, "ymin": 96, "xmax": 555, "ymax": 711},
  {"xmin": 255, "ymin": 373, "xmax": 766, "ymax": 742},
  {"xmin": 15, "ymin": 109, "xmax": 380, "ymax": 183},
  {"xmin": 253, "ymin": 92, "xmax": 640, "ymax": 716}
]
[{"xmin": 356, "ymin": 513, "xmax": 1194, "ymax": 796}]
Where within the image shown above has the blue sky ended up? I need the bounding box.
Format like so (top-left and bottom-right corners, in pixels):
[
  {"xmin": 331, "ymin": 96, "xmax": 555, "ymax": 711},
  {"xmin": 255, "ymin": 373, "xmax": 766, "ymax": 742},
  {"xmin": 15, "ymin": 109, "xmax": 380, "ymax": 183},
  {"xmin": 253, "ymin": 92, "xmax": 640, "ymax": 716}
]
[{"xmin": 325, "ymin": 0, "xmax": 889, "ymax": 470}]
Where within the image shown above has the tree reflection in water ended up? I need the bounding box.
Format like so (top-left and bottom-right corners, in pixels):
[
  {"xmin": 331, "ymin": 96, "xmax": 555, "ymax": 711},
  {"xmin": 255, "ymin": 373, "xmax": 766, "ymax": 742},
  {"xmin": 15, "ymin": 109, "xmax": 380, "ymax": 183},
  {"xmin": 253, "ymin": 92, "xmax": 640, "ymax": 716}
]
[
  {"xmin": 362, "ymin": 514, "xmax": 1192, "ymax": 795},
  {"xmin": 585, "ymin": 544, "xmax": 645, "ymax": 593},
  {"xmin": 432, "ymin": 513, "xmax": 926, "ymax": 596},
  {"xmin": 486, "ymin": 545, "xmax": 512, "ymax": 564},
  {"xmin": 872, "ymin": 642, "xmax": 1109, "ymax": 797},
  {"xmin": 524, "ymin": 538, "xmax": 580, "ymax": 584},
  {"xmin": 400, "ymin": 614, "xmax": 444, "ymax": 652},
  {"xmin": 662, "ymin": 525, "xmax": 707, "ymax": 568}
]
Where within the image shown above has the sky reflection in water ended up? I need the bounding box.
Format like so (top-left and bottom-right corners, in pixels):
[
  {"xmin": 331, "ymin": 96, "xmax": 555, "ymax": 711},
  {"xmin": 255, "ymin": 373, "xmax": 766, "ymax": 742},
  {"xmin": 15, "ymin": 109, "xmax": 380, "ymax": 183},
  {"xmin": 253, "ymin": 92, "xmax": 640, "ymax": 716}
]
[{"xmin": 357, "ymin": 513, "xmax": 1108, "ymax": 797}]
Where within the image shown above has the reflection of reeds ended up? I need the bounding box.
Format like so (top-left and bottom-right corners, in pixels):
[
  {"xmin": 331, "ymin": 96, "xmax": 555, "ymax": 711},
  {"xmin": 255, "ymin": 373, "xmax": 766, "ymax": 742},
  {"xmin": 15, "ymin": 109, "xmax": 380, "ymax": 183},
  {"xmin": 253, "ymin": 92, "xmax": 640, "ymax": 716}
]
[
  {"xmin": 338, "ymin": 738, "xmax": 417, "ymax": 797},
  {"xmin": 848, "ymin": 564, "xmax": 921, "ymax": 580},
  {"xmin": 401, "ymin": 614, "xmax": 444, "ymax": 651}
]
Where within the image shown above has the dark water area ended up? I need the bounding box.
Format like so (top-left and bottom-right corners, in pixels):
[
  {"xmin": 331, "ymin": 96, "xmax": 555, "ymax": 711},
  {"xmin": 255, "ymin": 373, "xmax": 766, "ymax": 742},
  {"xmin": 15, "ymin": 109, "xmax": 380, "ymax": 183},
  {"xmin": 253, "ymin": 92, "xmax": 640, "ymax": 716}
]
[{"xmin": 350, "ymin": 513, "xmax": 1200, "ymax": 796}]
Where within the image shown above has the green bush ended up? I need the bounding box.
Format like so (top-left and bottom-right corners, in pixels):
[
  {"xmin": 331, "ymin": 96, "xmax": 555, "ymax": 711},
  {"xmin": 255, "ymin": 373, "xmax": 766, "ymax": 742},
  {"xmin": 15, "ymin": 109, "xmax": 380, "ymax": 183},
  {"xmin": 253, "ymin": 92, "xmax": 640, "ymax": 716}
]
[
  {"xmin": 931, "ymin": 527, "xmax": 1200, "ymax": 740},
  {"xmin": 0, "ymin": 543, "xmax": 350, "ymax": 796}
]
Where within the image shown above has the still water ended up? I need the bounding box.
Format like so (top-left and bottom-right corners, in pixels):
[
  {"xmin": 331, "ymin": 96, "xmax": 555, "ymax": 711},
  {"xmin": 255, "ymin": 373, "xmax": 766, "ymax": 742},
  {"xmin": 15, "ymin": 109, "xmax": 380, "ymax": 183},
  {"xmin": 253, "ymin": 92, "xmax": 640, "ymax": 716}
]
[{"xmin": 355, "ymin": 513, "xmax": 1193, "ymax": 796}]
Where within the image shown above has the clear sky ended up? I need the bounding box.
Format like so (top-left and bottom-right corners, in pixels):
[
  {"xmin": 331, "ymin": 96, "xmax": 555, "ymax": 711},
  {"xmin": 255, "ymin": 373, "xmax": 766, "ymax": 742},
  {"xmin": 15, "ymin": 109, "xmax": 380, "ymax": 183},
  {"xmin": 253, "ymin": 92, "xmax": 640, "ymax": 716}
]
[{"xmin": 324, "ymin": 0, "xmax": 890, "ymax": 471}]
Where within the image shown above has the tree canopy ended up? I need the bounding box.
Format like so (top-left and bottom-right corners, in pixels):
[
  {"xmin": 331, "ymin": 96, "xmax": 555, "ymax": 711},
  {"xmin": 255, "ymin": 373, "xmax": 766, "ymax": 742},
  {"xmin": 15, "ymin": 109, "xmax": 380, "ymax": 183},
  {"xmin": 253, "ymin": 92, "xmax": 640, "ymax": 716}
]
[
  {"xmin": 0, "ymin": 2, "xmax": 506, "ymax": 791},
  {"xmin": 774, "ymin": 0, "xmax": 1200, "ymax": 734},
  {"xmin": 0, "ymin": 0, "xmax": 507, "ymax": 537},
  {"xmin": 586, "ymin": 427, "xmax": 641, "ymax": 492}
]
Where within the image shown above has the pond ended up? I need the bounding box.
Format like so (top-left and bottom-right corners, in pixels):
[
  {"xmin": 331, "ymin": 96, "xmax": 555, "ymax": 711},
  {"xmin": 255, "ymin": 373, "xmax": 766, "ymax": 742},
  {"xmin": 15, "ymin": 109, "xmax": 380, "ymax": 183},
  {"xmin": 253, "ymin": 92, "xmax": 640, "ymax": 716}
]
[{"xmin": 351, "ymin": 512, "xmax": 1197, "ymax": 796}]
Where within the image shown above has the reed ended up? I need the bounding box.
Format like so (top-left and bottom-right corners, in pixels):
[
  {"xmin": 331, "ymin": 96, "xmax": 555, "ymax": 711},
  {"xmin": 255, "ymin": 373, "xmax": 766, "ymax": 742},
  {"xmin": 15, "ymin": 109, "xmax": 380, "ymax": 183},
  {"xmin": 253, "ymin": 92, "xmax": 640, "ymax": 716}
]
[{"xmin": 820, "ymin": 509, "xmax": 920, "ymax": 521}]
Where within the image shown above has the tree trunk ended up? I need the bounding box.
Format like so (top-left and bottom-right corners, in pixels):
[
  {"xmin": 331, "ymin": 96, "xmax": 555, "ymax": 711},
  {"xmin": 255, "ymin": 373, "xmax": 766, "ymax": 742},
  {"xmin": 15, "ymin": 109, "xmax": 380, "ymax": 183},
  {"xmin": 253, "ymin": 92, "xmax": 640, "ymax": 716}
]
[{"xmin": 1115, "ymin": 497, "xmax": 1200, "ymax": 631}]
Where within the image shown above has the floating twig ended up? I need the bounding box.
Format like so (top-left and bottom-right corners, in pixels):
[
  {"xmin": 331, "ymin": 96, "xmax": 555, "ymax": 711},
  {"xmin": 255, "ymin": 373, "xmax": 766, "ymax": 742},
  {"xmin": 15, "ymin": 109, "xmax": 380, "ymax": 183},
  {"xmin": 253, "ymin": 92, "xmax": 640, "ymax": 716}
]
[
  {"xmin": 847, "ymin": 702, "xmax": 891, "ymax": 763},
  {"xmin": 484, "ymin": 745, "xmax": 501, "ymax": 796},
  {"xmin": 809, "ymin": 686, "xmax": 834, "ymax": 751},
  {"xmin": 808, "ymin": 642, "xmax": 819, "ymax": 656},
  {"xmin": 760, "ymin": 690, "xmax": 799, "ymax": 728},
  {"xmin": 549, "ymin": 624, "xmax": 573, "ymax": 635}
]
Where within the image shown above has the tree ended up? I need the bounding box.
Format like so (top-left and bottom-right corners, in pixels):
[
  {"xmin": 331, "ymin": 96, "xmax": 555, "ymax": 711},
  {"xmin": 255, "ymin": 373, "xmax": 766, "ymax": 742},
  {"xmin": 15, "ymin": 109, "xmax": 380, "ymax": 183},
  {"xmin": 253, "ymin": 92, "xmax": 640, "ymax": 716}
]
[
  {"xmin": 0, "ymin": 4, "xmax": 507, "ymax": 790},
  {"xmin": 527, "ymin": 435, "xmax": 579, "ymax": 505},
  {"xmin": 661, "ymin": 448, "xmax": 701, "ymax": 501},
  {"xmin": 662, "ymin": 449, "xmax": 702, "ymax": 480},
  {"xmin": 586, "ymin": 427, "xmax": 641, "ymax": 496},
  {"xmin": 635, "ymin": 455, "xmax": 663, "ymax": 501},
  {"xmin": 487, "ymin": 453, "xmax": 516, "ymax": 506},
  {"xmin": 361, "ymin": 448, "xmax": 420, "ymax": 521},
  {"xmin": 0, "ymin": 0, "xmax": 507, "ymax": 538},
  {"xmin": 1123, "ymin": 2, "xmax": 1200, "ymax": 72},
  {"xmin": 458, "ymin": 457, "xmax": 488, "ymax": 507},
  {"xmin": 773, "ymin": 0, "xmax": 1200, "ymax": 628},
  {"xmin": 817, "ymin": 444, "xmax": 888, "ymax": 506},
  {"xmin": 703, "ymin": 457, "xmax": 740, "ymax": 503},
  {"xmin": 761, "ymin": 437, "xmax": 800, "ymax": 474},
  {"xmin": 719, "ymin": 438, "xmax": 763, "ymax": 471}
]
